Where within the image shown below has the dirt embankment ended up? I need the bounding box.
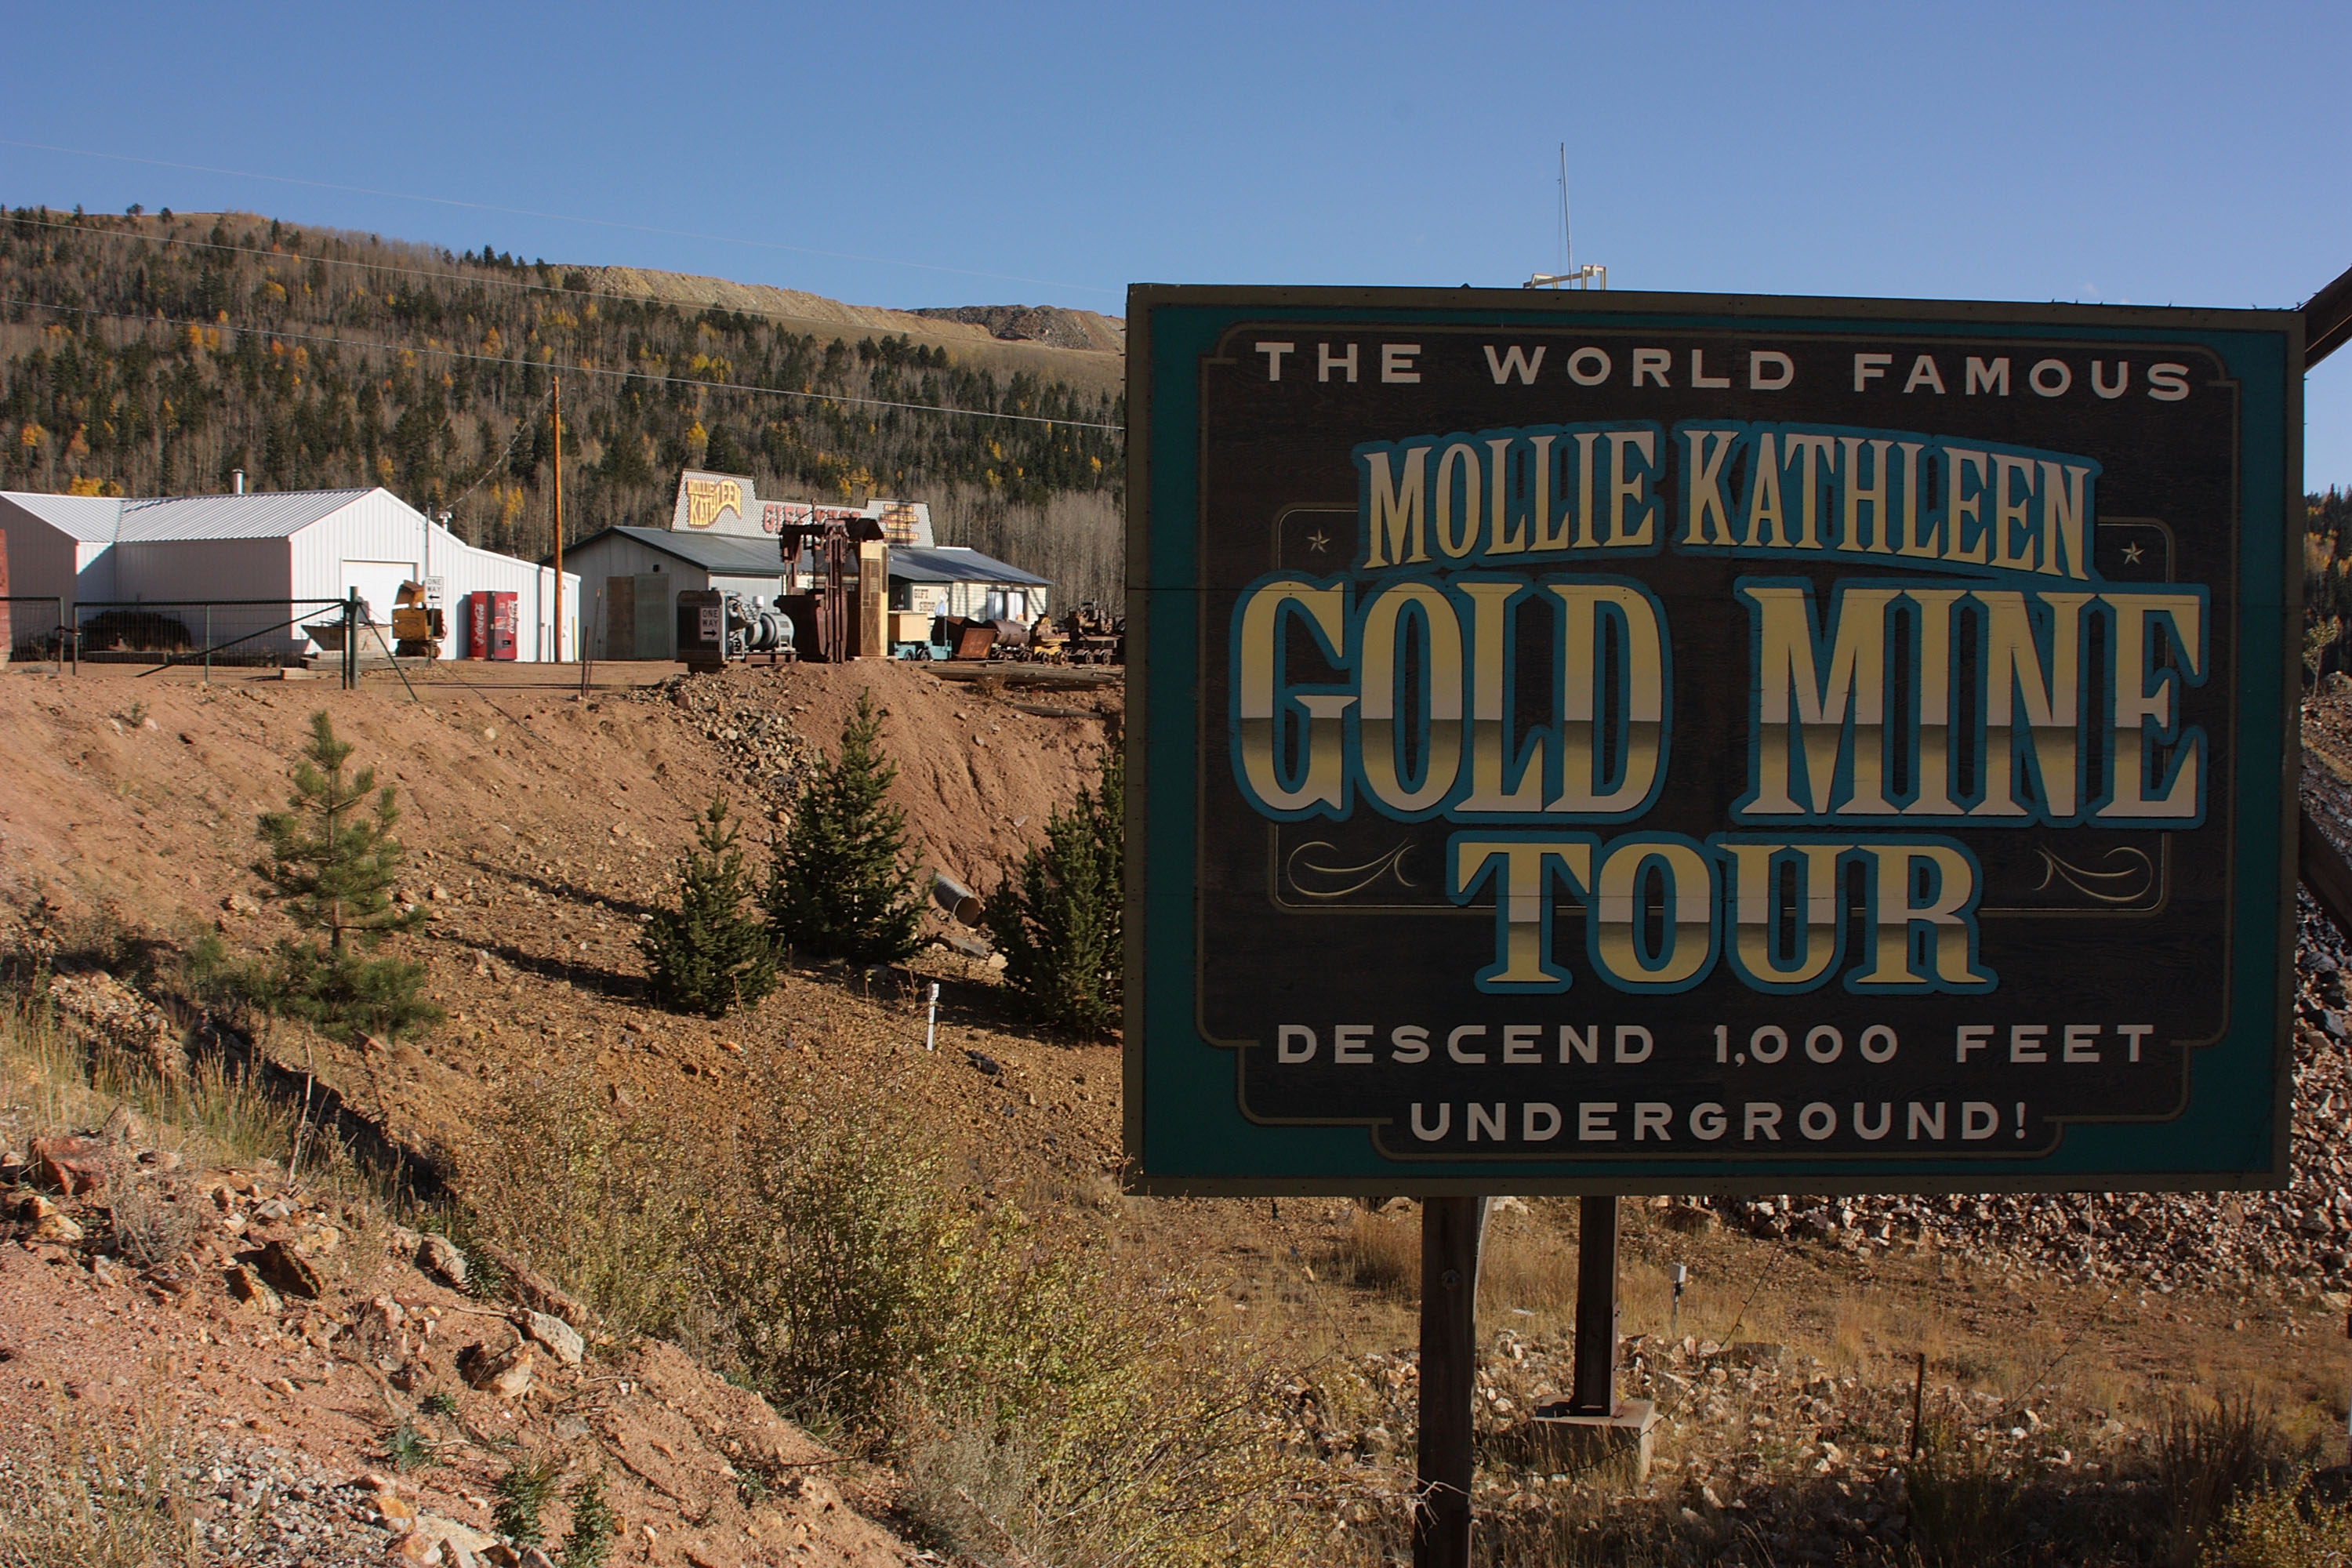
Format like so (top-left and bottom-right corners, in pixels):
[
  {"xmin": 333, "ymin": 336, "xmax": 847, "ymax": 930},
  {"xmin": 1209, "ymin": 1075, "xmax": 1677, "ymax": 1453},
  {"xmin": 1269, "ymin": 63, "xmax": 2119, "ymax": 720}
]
[
  {"xmin": 0, "ymin": 657, "xmax": 1123, "ymax": 1174},
  {"xmin": 0, "ymin": 659, "xmax": 1116, "ymax": 935},
  {"xmin": 0, "ymin": 658, "xmax": 1126, "ymax": 1566}
]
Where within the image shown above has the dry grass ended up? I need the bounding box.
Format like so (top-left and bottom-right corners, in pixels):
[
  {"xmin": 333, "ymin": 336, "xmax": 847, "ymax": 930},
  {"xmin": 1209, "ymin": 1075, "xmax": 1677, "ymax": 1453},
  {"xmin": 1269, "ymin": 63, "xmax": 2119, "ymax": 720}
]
[
  {"xmin": 1327, "ymin": 1202, "xmax": 1615, "ymax": 1319},
  {"xmin": 1330, "ymin": 1207, "xmax": 1419, "ymax": 1299},
  {"xmin": 471, "ymin": 1070, "xmax": 1312, "ymax": 1568},
  {"xmin": 0, "ymin": 1394, "xmax": 201, "ymax": 1568}
]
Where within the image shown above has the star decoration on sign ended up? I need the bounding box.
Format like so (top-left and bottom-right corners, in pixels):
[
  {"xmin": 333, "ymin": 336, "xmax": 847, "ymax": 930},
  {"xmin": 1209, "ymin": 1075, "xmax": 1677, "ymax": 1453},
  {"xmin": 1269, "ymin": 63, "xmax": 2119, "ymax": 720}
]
[
  {"xmin": 2122, "ymin": 542, "xmax": 2145, "ymax": 565},
  {"xmin": 1304, "ymin": 528, "xmax": 1333, "ymax": 554}
]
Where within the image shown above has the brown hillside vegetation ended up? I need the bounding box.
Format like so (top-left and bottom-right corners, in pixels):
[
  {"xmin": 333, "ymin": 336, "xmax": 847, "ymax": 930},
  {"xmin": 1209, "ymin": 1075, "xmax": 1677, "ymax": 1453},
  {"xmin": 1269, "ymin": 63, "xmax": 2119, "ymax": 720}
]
[
  {"xmin": 581, "ymin": 269, "xmax": 1125, "ymax": 388},
  {"xmin": 0, "ymin": 208, "xmax": 1128, "ymax": 607},
  {"xmin": 2, "ymin": 661, "xmax": 2351, "ymax": 1566}
]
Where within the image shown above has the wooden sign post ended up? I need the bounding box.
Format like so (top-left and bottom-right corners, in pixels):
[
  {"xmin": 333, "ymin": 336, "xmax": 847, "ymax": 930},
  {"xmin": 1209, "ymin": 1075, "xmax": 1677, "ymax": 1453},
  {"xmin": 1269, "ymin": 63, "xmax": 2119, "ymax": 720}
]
[
  {"xmin": 1414, "ymin": 1196, "xmax": 1484, "ymax": 1565},
  {"xmin": 1126, "ymin": 285, "xmax": 2302, "ymax": 1559}
]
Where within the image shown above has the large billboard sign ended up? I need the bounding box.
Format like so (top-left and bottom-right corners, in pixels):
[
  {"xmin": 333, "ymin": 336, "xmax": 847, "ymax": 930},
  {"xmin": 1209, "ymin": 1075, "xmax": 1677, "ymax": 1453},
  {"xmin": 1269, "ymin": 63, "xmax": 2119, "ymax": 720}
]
[{"xmin": 1125, "ymin": 286, "xmax": 2299, "ymax": 1194}]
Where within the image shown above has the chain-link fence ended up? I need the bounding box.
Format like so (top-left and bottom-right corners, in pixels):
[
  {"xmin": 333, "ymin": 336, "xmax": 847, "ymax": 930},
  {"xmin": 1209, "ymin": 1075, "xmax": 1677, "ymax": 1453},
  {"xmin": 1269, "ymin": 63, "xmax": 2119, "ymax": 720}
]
[
  {"xmin": 0, "ymin": 596, "xmax": 67, "ymax": 673},
  {"xmin": 2, "ymin": 595, "xmax": 374, "ymax": 684}
]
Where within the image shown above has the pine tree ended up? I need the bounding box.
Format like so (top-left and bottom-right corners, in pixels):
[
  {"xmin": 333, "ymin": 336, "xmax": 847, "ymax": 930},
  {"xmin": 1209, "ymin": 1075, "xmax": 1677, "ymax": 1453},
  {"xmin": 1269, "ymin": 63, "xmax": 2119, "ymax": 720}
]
[
  {"xmin": 767, "ymin": 691, "xmax": 924, "ymax": 964},
  {"xmin": 643, "ymin": 796, "xmax": 777, "ymax": 1017},
  {"xmin": 250, "ymin": 710, "xmax": 441, "ymax": 1040},
  {"xmin": 256, "ymin": 711, "xmax": 418, "ymax": 949},
  {"xmin": 984, "ymin": 747, "xmax": 1123, "ymax": 1035}
]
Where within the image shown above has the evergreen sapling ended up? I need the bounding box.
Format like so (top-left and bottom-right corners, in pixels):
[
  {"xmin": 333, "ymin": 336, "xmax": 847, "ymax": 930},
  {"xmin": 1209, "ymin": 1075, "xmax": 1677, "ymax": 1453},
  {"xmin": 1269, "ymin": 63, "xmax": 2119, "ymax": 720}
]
[
  {"xmin": 643, "ymin": 795, "xmax": 777, "ymax": 1017},
  {"xmin": 767, "ymin": 691, "xmax": 925, "ymax": 964},
  {"xmin": 250, "ymin": 710, "xmax": 441, "ymax": 1041},
  {"xmin": 985, "ymin": 746, "xmax": 1123, "ymax": 1035}
]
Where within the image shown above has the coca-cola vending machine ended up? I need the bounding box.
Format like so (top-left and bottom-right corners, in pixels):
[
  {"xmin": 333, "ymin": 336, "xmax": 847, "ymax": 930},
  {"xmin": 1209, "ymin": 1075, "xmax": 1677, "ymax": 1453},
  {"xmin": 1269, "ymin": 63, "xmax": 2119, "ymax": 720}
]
[{"xmin": 466, "ymin": 591, "xmax": 518, "ymax": 659}]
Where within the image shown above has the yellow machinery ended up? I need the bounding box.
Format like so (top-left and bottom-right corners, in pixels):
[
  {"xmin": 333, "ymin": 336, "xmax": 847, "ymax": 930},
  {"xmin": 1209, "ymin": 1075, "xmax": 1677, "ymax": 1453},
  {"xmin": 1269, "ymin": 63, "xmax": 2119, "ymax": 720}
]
[{"xmin": 390, "ymin": 580, "xmax": 445, "ymax": 659}]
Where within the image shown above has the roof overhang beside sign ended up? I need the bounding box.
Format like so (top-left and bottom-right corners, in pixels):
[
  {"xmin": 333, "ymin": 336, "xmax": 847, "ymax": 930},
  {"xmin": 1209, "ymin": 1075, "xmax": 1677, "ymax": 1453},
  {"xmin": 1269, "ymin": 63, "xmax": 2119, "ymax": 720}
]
[{"xmin": 1124, "ymin": 284, "xmax": 2300, "ymax": 1196}]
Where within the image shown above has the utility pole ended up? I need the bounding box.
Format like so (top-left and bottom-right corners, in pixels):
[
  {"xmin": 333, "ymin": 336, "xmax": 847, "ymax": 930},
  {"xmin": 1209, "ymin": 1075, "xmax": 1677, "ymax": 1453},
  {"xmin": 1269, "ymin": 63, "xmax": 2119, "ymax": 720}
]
[{"xmin": 551, "ymin": 376, "xmax": 565, "ymax": 664}]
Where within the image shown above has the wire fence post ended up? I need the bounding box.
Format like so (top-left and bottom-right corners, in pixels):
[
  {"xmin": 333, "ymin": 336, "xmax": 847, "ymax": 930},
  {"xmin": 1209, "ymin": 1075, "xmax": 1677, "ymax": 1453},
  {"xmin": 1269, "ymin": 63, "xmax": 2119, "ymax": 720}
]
[
  {"xmin": 204, "ymin": 603, "xmax": 212, "ymax": 685},
  {"xmin": 53, "ymin": 597, "xmax": 64, "ymax": 677},
  {"xmin": 343, "ymin": 589, "xmax": 358, "ymax": 690}
]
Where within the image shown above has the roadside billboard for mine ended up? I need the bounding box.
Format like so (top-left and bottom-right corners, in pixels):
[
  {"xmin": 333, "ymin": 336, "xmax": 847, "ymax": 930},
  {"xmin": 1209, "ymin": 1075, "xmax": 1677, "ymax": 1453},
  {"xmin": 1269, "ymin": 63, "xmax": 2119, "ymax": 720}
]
[{"xmin": 1124, "ymin": 285, "xmax": 2299, "ymax": 1194}]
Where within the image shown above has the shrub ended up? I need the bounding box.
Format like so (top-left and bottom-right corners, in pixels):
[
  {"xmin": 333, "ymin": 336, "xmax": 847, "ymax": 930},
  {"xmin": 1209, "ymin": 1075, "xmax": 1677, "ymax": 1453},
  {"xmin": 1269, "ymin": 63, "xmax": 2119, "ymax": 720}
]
[
  {"xmin": 249, "ymin": 711, "xmax": 441, "ymax": 1041},
  {"xmin": 385, "ymin": 1420, "xmax": 432, "ymax": 1472},
  {"xmin": 2203, "ymin": 1483, "xmax": 2352, "ymax": 1567},
  {"xmin": 559, "ymin": 1475, "xmax": 617, "ymax": 1568},
  {"xmin": 466, "ymin": 1077, "xmax": 698, "ymax": 1338},
  {"xmin": 688, "ymin": 1086, "xmax": 993, "ymax": 1428},
  {"xmin": 766, "ymin": 691, "xmax": 924, "ymax": 964},
  {"xmin": 641, "ymin": 795, "xmax": 776, "ymax": 1017},
  {"xmin": 984, "ymin": 746, "xmax": 1122, "ymax": 1035},
  {"xmin": 470, "ymin": 1073, "xmax": 1304, "ymax": 1566},
  {"xmin": 493, "ymin": 1455, "xmax": 561, "ymax": 1548},
  {"xmin": 105, "ymin": 1179, "xmax": 202, "ymax": 1269}
]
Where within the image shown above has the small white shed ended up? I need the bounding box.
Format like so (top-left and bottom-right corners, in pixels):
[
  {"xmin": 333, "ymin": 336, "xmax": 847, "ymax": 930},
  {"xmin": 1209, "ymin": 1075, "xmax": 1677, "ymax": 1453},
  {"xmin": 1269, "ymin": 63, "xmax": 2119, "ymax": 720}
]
[{"xmin": 0, "ymin": 486, "xmax": 579, "ymax": 661}]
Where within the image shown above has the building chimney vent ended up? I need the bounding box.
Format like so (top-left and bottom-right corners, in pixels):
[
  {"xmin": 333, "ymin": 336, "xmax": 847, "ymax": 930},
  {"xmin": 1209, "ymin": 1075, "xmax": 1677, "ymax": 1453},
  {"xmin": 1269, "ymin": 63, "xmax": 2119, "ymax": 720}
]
[{"xmin": 232, "ymin": 470, "xmax": 245, "ymax": 495}]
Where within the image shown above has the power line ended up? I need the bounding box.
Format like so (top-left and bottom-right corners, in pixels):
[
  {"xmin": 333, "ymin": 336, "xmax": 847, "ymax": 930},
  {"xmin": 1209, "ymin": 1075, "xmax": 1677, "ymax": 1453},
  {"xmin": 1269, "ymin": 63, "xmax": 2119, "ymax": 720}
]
[
  {"xmin": 0, "ymin": 138, "xmax": 1120, "ymax": 297},
  {"xmin": 2, "ymin": 211, "xmax": 1120, "ymax": 354},
  {"xmin": 1, "ymin": 296, "xmax": 1127, "ymax": 434}
]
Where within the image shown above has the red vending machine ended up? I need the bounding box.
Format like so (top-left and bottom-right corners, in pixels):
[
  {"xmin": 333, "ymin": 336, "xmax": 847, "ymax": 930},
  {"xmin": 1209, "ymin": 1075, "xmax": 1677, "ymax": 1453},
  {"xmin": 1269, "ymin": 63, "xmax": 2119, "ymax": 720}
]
[{"xmin": 466, "ymin": 592, "xmax": 519, "ymax": 659}]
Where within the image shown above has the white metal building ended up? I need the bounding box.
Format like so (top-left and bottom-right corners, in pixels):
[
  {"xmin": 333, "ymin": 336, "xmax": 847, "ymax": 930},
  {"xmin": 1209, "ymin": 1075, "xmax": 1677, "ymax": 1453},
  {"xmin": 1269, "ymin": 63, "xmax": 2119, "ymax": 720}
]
[{"xmin": 0, "ymin": 487, "xmax": 579, "ymax": 661}]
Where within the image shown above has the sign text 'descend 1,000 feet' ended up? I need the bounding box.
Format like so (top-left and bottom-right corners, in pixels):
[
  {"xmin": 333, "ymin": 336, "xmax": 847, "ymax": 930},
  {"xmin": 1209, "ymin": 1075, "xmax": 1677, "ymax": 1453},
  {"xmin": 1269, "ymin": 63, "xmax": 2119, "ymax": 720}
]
[{"xmin": 1125, "ymin": 286, "xmax": 2300, "ymax": 1195}]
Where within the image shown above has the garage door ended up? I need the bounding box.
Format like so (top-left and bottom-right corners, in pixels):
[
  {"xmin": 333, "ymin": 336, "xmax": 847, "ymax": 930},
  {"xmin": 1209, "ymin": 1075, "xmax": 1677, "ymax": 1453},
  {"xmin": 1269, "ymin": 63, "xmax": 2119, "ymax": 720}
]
[{"xmin": 340, "ymin": 560, "xmax": 416, "ymax": 626}]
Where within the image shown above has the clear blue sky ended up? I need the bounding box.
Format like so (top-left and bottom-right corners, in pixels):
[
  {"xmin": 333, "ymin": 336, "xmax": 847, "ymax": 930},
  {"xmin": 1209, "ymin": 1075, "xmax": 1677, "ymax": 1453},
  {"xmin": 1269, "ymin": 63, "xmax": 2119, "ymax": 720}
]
[{"xmin": 8, "ymin": 1, "xmax": 2350, "ymax": 487}]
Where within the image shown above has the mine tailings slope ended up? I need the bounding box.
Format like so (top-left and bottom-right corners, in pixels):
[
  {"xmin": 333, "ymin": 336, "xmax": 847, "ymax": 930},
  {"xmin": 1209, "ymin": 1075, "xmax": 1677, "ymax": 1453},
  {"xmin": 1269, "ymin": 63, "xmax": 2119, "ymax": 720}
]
[{"xmin": 0, "ymin": 660, "xmax": 1117, "ymax": 936}]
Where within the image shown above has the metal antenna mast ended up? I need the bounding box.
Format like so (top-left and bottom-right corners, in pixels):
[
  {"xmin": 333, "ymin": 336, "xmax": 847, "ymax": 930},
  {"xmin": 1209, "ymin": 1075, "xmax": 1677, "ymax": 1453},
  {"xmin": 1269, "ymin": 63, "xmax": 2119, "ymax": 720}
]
[
  {"xmin": 1560, "ymin": 142, "xmax": 1571, "ymax": 274},
  {"xmin": 1528, "ymin": 143, "xmax": 1606, "ymax": 291}
]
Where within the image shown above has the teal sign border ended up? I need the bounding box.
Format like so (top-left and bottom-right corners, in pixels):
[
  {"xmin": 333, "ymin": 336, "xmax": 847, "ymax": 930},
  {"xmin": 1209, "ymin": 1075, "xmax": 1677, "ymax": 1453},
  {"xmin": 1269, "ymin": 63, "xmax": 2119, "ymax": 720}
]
[{"xmin": 1125, "ymin": 285, "xmax": 2299, "ymax": 1196}]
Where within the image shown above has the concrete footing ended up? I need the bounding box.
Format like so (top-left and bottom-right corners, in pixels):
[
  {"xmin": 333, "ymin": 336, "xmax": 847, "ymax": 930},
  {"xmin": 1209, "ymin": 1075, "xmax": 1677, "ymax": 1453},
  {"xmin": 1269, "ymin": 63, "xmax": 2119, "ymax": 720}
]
[{"xmin": 1528, "ymin": 1397, "xmax": 1661, "ymax": 1483}]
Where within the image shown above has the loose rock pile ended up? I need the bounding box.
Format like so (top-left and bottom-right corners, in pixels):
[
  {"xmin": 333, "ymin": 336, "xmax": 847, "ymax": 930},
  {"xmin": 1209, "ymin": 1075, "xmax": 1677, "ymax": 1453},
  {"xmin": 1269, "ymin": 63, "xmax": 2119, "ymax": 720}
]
[
  {"xmin": 1701, "ymin": 895, "xmax": 2352, "ymax": 1294},
  {"xmin": 641, "ymin": 677, "xmax": 818, "ymax": 812}
]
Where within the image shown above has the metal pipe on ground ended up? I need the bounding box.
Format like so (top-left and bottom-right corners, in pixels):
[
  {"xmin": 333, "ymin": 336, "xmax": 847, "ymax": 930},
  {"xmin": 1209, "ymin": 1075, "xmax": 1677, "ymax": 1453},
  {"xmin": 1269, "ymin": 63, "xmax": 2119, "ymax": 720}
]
[{"xmin": 932, "ymin": 872, "xmax": 983, "ymax": 925}]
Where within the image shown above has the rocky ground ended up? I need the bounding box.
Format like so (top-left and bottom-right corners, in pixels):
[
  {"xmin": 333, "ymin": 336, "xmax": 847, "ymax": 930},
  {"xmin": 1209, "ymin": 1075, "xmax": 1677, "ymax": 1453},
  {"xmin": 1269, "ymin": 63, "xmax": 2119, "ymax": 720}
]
[
  {"xmin": 0, "ymin": 1108, "xmax": 925, "ymax": 1566},
  {"xmin": 2, "ymin": 661, "xmax": 2350, "ymax": 1566}
]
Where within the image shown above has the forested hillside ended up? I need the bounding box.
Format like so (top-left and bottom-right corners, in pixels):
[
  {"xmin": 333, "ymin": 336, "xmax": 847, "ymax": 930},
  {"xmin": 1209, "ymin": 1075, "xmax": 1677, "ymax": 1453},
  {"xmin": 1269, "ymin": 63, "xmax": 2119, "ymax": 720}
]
[{"xmin": 0, "ymin": 207, "xmax": 1126, "ymax": 606}]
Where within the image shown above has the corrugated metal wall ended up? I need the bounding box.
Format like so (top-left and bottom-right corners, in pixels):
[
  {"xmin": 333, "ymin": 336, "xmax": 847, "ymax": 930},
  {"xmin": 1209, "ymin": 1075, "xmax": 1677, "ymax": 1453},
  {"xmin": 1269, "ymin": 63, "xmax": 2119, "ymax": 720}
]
[
  {"xmin": 565, "ymin": 535, "xmax": 707, "ymax": 660},
  {"xmin": 0, "ymin": 510, "xmax": 80, "ymax": 612},
  {"xmin": 115, "ymin": 537, "xmax": 294, "ymax": 607},
  {"xmin": 2, "ymin": 489, "xmax": 582, "ymax": 661},
  {"xmin": 281, "ymin": 493, "xmax": 576, "ymax": 660}
]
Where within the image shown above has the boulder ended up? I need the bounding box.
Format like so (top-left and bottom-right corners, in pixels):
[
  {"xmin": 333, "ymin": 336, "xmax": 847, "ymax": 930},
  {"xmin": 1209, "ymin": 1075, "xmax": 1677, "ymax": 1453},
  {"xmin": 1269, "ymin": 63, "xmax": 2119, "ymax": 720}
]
[
  {"xmin": 416, "ymin": 1233, "xmax": 469, "ymax": 1288},
  {"xmin": 31, "ymin": 1134, "xmax": 113, "ymax": 1195},
  {"xmin": 391, "ymin": 1514, "xmax": 500, "ymax": 1565},
  {"xmin": 460, "ymin": 1339, "xmax": 535, "ymax": 1399},
  {"xmin": 515, "ymin": 1309, "xmax": 585, "ymax": 1369},
  {"xmin": 25, "ymin": 1195, "xmax": 84, "ymax": 1243},
  {"xmin": 225, "ymin": 1264, "xmax": 282, "ymax": 1313},
  {"xmin": 253, "ymin": 1238, "xmax": 324, "ymax": 1299}
]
